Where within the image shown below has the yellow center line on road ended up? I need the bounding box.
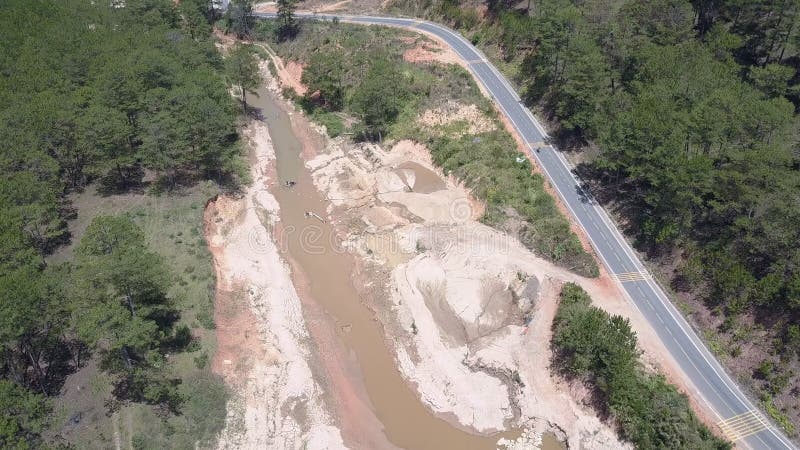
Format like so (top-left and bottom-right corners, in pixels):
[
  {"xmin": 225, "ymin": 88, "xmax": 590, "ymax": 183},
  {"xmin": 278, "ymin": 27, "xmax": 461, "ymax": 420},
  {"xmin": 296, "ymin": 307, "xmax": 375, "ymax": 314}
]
[
  {"xmin": 611, "ymin": 271, "xmax": 651, "ymax": 282},
  {"xmin": 721, "ymin": 409, "xmax": 759, "ymax": 425},
  {"xmin": 721, "ymin": 415, "xmax": 766, "ymax": 434},
  {"xmin": 717, "ymin": 410, "xmax": 769, "ymax": 442}
]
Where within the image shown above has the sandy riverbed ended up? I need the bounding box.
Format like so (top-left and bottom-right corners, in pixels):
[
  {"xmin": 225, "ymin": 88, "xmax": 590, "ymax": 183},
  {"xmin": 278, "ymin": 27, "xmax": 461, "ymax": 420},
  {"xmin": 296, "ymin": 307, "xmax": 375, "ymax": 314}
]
[{"xmin": 205, "ymin": 117, "xmax": 347, "ymax": 449}]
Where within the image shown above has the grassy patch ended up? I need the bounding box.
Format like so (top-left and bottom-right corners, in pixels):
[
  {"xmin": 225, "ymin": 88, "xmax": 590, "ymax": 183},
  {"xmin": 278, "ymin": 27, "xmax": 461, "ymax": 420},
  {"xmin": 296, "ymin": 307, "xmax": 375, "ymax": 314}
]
[
  {"xmin": 762, "ymin": 394, "xmax": 796, "ymax": 435},
  {"xmin": 263, "ymin": 19, "xmax": 417, "ymax": 62},
  {"xmin": 291, "ymin": 94, "xmax": 347, "ymax": 137},
  {"xmin": 412, "ymin": 128, "xmax": 597, "ymax": 276},
  {"xmin": 131, "ymin": 185, "xmax": 219, "ymax": 332},
  {"xmin": 46, "ymin": 182, "xmax": 227, "ymax": 448},
  {"xmin": 129, "ymin": 372, "xmax": 228, "ymax": 449},
  {"xmin": 307, "ymin": 107, "xmax": 346, "ymax": 137},
  {"xmin": 702, "ymin": 329, "xmax": 726, "ymax": 359}
]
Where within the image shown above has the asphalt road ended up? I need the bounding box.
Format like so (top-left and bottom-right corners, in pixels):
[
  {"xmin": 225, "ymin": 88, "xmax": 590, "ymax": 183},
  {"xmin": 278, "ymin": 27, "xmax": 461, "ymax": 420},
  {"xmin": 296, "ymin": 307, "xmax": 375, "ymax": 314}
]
[{"xmin": 256, "ymin": 12, "xmax": 797, "ymax": 450}]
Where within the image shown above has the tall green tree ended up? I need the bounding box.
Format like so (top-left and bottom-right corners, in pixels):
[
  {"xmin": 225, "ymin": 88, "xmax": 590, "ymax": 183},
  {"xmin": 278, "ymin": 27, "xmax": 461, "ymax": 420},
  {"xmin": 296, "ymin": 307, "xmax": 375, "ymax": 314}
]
[
  {"xmin": 74, "ymin": 216, "xmax": 172, "ymax": 386},
  {"xmin": 70, "ymin": 215, "xmax": 185, "ymax": 409},
  {"xmin": 179, "ymin": 0, "xmax": 214, "ymax": 39},
  {"xmin": 76, "ymin": 216, "xmax": 170, "ymax": 321},
  {"xmin": 0, "ymin": 381, "xmax": 49, "ymax": 450},
  {"xmin": 520, "ymin": 1, "xmax": 583, "ymax": 102},
  {"xmin": 0, "ymin": 173, "xmax": 64, "ymax": 255},
  {"xmin": 722, "ymin": 0, "xmax": 800, "ymax": 65},
  {"xmin": 0, "ymin": 267, "xmax": 70, "ymax": 396},
  {"xmin": 350, "ymin": 58, "xmax": 411, "ymax": 141},
  {"xmin": 225, "ymin": 44, "xmax": 263, "ymax": 113},
  {"xmin": 276, "ymin": 0, "xmax": 298, "ymax": 41},
  {"xmin": 749, "ymin": 63, "xmax": 795, "ymax": 97},
  {"xmin": 77, "ymin": 104, "xmax": 134, "ymax": 186},
  {"xmin": 0, "ymin": 206, "xmax": 39, "ymax": 275},
  {"xmin": 228, "ymin": 0, "xmax": 255, "ymax": 39},
  {"xmin": 554, "ymin": 34, "xmax": 612, "ymax": 137},
  {"xmin": 302, "ymin": 50, "xmax": 345, "ymax": 110}
]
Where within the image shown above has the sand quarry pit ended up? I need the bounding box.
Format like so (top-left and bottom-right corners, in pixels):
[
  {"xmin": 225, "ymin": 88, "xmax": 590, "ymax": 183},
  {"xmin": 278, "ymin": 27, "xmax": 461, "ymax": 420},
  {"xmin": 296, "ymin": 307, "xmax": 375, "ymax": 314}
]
[
  {"xmin": 305, "ymin": 136, "xmax": 633, "ymax": 449},
  {"xmin": 305, "ymin": 127, "xmax": 721, "ymax": 446},
  {"xmin": 305, "ymin": 129, "xmax": 722, "ymax": 447}
]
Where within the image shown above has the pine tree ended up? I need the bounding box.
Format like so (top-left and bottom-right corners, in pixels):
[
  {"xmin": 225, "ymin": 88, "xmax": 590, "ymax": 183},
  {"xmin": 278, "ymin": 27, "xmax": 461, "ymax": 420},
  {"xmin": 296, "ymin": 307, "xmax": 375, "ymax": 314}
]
[
  {"xmin": 276, "ymin": 0, "xmax": 298, "ymax": 41},
  {"xmin": 228, "ymin": 0, "xmax": 255, "ymax": 39},
  {"xmin": 225, "ymin": 44, "xmax": 263, "ymax": 113}
]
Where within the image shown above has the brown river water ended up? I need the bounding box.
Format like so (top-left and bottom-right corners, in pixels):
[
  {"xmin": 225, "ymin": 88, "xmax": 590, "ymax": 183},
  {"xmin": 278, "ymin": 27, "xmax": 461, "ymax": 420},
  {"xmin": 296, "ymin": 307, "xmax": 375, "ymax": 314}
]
[{"xmin": 250, "ymin": 86, "xmax": 564, "ymax": 450}]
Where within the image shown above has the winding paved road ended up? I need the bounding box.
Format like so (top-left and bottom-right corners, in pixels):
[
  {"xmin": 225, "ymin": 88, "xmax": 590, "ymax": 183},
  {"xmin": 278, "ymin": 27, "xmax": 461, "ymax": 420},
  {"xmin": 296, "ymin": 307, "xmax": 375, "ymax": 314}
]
[{"xmin": 256, "ymin": 12, "xmax": 796, "ymax": 450}]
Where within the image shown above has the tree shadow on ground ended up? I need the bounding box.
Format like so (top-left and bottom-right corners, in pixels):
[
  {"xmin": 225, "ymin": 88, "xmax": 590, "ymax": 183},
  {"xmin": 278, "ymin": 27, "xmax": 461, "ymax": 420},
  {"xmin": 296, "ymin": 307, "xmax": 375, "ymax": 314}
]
[{"xmin": 97, "ymin": 165, "xmax": 145, "ymax": 196}]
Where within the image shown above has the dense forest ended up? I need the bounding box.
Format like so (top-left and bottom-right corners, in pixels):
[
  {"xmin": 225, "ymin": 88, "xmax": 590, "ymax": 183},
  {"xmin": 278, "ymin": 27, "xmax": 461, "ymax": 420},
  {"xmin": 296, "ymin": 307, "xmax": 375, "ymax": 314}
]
[
  {"xmin": 0, "ymin": 0, "xmax": 245, "ymax": 447},
  {"xmin": 395, "ymin": 0, "xmax": 800, "ymax": 431},
  {"xmin": 502, "ymin": 0, "xmax": 800, "ymax": 334}
]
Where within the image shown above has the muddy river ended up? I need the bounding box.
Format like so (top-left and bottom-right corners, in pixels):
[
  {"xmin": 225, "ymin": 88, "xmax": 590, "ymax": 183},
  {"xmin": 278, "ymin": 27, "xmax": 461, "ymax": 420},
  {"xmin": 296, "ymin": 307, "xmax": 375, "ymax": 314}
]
[{"xmin": 249, "ymin": 87, "xmax": 563, "ymax": 450}]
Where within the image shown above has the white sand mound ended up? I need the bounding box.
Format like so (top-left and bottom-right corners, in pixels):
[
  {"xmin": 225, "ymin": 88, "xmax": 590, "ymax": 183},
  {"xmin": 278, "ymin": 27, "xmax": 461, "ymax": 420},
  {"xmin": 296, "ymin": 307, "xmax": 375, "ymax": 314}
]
[{"xmin": 306, "ymin": 135, "xmax": 628, "ymax": 449}]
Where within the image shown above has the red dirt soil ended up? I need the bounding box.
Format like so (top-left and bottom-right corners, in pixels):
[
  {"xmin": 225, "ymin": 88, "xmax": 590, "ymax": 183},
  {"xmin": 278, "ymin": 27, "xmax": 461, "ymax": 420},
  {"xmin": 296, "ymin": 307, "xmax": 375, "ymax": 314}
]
[{"xmin": 205, "ymin": 197, "xmax": 270, "ymax": 386}]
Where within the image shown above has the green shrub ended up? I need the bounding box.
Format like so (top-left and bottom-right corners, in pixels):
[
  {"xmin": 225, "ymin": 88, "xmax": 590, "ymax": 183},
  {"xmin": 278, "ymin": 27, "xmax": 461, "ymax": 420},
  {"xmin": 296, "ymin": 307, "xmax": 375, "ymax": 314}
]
[
  {"xmin": 178, "ymin": 373, "xmax": 229, "ymax": 445},
  {"xmin": 281, "ymin": 86, "xmax": 299, "ymax": 101},
  {"xmin": 427, "ymin": 132, "xmax": 598, "ymax": 276},
  {"xmin": 310, "ymin": 109, "xmax": 345, "ymax": 138},
  {"xmin": 762, "ymin": 394, "xmax": 795, "ymax": 435},
  {"xmin": 194, "ymin": 351, "xmax": 210, "ymax": 370},
  {"xmin": 350, "ymin": 58, "xmax": 413, "ymax": 141},
  {"xmin": 253, "ymin": 20, "xmax": 278, "ymax": 41},
  {"xmin": 552, "ymin": 283, "xmax": 731, "ymax": 450},
  {"xmin": 0, "ymin": 381, "xmax": 49, "ymax": 449}
]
